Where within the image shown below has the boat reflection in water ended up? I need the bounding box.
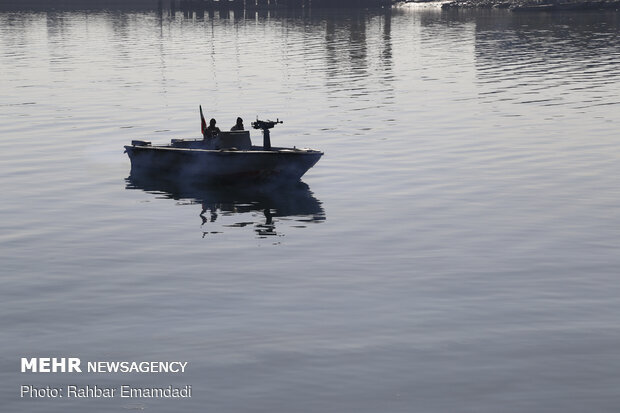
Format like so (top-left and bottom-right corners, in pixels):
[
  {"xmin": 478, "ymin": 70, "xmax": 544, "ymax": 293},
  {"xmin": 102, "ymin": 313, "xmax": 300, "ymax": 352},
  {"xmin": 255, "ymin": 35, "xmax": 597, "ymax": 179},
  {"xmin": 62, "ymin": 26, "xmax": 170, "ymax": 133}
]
[{"xmin": 125, "ymin": 174, "xmax": 325, "ymax": 239}]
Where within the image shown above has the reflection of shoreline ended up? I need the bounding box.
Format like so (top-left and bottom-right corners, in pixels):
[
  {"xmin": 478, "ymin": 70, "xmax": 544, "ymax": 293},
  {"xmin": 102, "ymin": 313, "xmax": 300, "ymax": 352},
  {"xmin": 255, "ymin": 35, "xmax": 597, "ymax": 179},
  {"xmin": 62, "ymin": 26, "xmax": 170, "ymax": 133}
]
[
  {"xmin": 0, "ymin": 0, "xmax": 163, "ymax": 12},
  {"xmin": 0, "ymin": 0, "xmax": 394, "ymax": 13},
  {"xmin": 126, "ymin": 174, "xmax": 325, "ymax": 239}
]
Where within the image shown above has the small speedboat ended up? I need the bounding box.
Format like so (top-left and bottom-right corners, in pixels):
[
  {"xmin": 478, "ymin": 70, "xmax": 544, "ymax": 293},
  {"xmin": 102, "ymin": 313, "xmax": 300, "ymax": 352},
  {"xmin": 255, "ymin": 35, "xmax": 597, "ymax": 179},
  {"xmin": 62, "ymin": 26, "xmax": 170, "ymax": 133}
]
[{"xmin": 125, "ymin": 108, "xmax": 323, "ymax": 183}]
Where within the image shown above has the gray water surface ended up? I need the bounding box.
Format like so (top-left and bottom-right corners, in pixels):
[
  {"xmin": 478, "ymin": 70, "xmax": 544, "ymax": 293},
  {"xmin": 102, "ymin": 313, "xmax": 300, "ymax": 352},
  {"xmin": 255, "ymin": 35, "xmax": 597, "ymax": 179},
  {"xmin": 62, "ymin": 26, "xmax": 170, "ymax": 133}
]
[{"xmin": 1, "ymin": 4, "xmax": 620, "ymax": 412}]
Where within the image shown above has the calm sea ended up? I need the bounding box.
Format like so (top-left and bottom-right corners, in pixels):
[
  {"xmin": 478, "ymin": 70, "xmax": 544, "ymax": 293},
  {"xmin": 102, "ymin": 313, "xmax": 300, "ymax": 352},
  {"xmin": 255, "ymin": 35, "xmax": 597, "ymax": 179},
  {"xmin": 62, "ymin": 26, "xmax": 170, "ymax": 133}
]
[{"xmin": 1, "ymin": 3, "xmax": 619, "ymax": 412}]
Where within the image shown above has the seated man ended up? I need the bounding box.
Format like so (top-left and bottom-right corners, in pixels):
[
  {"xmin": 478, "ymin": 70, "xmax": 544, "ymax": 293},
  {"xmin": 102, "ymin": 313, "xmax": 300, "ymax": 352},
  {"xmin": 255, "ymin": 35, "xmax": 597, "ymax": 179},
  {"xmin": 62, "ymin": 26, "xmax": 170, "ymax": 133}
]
[
  {"xmin": 230, "ymin": 117, "xmax": 244, "ymax": 131},
  {"xmin": 205, "ymin": 118, "xmax": 221, "ymax": 138}
]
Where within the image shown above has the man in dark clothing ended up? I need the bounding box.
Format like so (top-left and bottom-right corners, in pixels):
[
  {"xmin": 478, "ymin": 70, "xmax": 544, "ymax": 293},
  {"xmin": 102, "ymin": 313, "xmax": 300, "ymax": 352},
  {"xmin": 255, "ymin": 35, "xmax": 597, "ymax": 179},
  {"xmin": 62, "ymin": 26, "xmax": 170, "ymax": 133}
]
[
  {"xmin": 230, "ymin": 117, "xmax": 244, "ymax": 131},
  {"xmin": 205, "ymin": 118, "xmax": 221, "ymax": 138}
]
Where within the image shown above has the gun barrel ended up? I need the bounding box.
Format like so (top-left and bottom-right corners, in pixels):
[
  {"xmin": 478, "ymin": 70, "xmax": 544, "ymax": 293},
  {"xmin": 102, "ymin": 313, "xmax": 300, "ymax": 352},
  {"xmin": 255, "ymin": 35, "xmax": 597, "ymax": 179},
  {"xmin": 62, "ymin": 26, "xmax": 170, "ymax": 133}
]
[{"xmin": 252, "ymin": 119, "xmax": 283, "ymax": 130}]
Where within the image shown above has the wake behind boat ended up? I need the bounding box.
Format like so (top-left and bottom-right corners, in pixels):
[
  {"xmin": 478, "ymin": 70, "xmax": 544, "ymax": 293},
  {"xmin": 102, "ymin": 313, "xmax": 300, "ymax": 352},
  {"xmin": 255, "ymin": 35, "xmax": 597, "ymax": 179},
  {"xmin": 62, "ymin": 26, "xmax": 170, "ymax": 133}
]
[{"xmin": 125, "ymin": 108, "xmax": 323, "ymax": 184}]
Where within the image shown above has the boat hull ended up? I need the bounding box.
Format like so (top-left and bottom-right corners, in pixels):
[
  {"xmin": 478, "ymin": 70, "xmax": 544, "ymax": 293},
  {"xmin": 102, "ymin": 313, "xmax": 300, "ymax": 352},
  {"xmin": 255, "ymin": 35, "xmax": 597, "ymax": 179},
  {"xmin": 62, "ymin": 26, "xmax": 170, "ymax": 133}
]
[{"xmin": 125, "ymin": 145, "xmax": 323, "ymax": 183}]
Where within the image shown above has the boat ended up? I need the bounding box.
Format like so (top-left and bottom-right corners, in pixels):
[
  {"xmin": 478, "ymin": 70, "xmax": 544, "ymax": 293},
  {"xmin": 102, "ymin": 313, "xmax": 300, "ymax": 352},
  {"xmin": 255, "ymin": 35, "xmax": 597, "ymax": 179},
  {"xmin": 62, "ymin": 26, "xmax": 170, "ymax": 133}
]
[{"xmin": 124, "ymin": 108, "xmax": 323, "ymax": 184}]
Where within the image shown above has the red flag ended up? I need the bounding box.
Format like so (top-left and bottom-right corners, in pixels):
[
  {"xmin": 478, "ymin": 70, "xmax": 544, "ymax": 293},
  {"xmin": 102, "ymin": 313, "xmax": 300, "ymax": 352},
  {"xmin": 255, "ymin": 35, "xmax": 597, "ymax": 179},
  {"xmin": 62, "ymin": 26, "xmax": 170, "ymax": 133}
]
[{"xmin": 200, "ymin": 105, "xmax": 207, "ymax": 135}]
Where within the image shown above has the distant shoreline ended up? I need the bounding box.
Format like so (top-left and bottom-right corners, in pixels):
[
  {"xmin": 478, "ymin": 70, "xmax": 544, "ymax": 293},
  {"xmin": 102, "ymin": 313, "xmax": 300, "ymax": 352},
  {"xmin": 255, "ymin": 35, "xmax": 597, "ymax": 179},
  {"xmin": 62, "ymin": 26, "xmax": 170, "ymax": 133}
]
[
  {"xmin": 399, "ymin": 0, "xmax": 620, "ymax": 10},
  {"xmin": 2, "ymin": 0, "xmax": 619, "ymax": 12}
]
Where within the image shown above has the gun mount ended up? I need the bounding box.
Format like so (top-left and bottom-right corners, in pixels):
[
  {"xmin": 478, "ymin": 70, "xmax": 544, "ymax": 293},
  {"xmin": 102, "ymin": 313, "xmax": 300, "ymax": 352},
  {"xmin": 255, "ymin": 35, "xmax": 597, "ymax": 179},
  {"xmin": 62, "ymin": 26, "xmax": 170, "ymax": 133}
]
[{"xmin": 252, "ymin": 118, "xmax": 283, "ymax": 150}]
